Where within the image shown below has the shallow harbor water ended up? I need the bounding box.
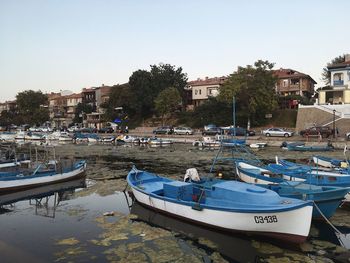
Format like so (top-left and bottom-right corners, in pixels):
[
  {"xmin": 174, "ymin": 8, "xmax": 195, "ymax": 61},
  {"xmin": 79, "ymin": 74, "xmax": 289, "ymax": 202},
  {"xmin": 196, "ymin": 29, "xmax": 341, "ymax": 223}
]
[{"xmin": 1, "ymin": 143, "xmax": 350, "ymax": 262}]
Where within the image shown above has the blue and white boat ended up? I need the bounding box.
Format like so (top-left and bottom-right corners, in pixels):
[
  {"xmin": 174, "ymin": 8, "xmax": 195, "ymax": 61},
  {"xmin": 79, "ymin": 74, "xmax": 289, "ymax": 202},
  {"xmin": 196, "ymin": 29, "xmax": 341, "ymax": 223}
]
[
  {"xmin": 0, "ymin": 160, "xmax": 86, "ymax": 193},
  {"xmin": 268, "ymin": 160, "xmax": 350, "ymax": 187},
  {"xmin": 235, "ymin": 161, "xmax": 349, "ymax": 219},
  {"xmin": 148, "ymin": 137, "xmax": 173, "ymax": 145},
  {"xmin": 313, "ymin": 155, "xmax": 349, "ymax": 169},
  {"xmin": 285, "ymin": 143, "xmax": 334, "ymax": 152},
  {"xmin": 127, "ymin": 166, "xmax": 313, "ymax": 243}
]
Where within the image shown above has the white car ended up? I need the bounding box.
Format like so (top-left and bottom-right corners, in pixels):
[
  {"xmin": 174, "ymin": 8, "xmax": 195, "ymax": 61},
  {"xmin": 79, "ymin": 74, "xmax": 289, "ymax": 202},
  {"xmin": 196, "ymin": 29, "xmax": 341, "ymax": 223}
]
[
  {"xmin": 262, "ymin": 128, "xmax": 293, "ymax": 137},
  {"xmin": 173, "ymin": 127, "xmax": 194, "ymax": 135}
]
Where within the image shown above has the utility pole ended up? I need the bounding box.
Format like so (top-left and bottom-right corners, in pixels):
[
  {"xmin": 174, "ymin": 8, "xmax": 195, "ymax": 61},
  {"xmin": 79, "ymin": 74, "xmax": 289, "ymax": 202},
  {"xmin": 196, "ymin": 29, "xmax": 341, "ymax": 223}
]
[{"xmin": 333, "ymin": 109, "xmax": 336, "ymax": 139}]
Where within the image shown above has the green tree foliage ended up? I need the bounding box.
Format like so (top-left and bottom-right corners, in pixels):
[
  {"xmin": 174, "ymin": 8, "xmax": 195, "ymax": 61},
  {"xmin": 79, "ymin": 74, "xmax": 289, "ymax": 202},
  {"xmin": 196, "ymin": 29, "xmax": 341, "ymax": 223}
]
[
  {"xmin": 322, "ymin": 55, "xmax": 345, "ymax": 85},
  {"xmin": 73, "ymin": 102, "xmax": 93, "ymax": 124},
  {"xmin": 129, "ymin": 70, "xmax": 153, "ymax": 115},
  {"xmin": 218, "ymin": 60, "xmax": 278, "ymax": 126},
  {"xmin": 150, "ymin": 64, "xmax": 188, "ymax": 99},
  {"xmin": 15, "ymin": 90, "xmax": 49, "ymax": 125},
  {"xmin": 128, "ymin": 63, "xmax": 188, "ymax": 117},
  {"xmin": 178, "ymin": 98, "xmax": 233, "ymax": 128},
  {"xmin": 101, "ymin": 84, "xmax": 134, "ymax": 122},
  {"xmin": 0, "ymin": 110, "xmax": 17, "ymax": 126},
  {"xmin": 154, "ymin": 87, "xmax": 182, "ymax": 124}
]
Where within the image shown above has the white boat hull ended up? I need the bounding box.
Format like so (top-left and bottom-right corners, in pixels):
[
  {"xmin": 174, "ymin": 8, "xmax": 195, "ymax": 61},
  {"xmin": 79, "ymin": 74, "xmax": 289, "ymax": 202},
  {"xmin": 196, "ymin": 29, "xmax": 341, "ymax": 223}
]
[
  {"xmin": 131, "ymin": 187, "xmax": 312, "ymax": 242},
  {"xmin": 312, "ymin": 157, "xmax": 332, "ymax": 168},
  {"xmin": 0, "ymin": 163, "xmax": 86, "ymax": 193},
  {"xmin": 236, "ymin": 162, "xmax": 272, "ymax": 185}
]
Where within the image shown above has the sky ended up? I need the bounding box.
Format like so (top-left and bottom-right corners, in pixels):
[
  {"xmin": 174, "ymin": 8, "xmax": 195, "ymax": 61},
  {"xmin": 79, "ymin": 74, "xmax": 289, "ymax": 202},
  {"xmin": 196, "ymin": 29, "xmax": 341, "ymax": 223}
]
[{"xmin": 0, "ymin": 0, "xmax": 349, "ymax": 101}]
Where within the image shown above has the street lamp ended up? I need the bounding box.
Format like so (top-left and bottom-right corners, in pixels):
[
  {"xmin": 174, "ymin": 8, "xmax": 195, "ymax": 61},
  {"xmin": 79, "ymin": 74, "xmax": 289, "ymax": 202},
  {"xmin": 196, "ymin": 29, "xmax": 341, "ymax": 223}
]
[{"xmin": 333, "ymin": 109, "xmax": 336, "ymax": 139}]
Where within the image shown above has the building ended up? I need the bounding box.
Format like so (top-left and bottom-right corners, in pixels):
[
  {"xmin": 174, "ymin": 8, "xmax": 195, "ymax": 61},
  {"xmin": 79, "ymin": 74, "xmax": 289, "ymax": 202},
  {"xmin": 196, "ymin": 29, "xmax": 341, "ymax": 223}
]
[
  {"xmin": 273, "ymin": 68, "xmax": 317, "ymax": 98},
  {"xmin": 186, "ymin": 76, "xmax": 228, "ymax": 107},
  {"xmin": 95, "ymin": 85, "xmax": 112, "ymax": 113},
  {"xmin": 296, "ymin": 54, "xmax": 350, "ymax": 134},
  {"xmin": 318, "ymin": 54, "xmax": 350, "ymax": 105},
  {"xmin": 0, "ymin": 100, "xmax": 17, "ymax": 114},
  {"xmin": 48, "ymin": 91, "xmax": 82, "ymax": 128}
]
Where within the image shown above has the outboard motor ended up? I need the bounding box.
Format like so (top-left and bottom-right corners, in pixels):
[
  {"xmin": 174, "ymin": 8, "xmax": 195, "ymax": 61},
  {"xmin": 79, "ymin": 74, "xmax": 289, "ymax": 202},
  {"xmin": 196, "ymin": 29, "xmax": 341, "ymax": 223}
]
[{"xmin": 281, "ymin": 141, "xmax": 287, "ymax": 148}]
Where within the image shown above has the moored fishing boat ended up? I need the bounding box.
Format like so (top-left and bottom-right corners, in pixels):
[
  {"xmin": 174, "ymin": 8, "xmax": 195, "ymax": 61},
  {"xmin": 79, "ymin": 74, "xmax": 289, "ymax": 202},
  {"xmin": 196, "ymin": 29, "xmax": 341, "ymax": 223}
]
[
  {"xmin": 0, "ymin": 160, "xmax": 86, "ymax": 193},
  {"xmin": 249, "ymin": 142, "xmax": 267, "ymax": 149},
  {"xmin": 285, "ymin": 143, "xmax": 334, "ymax": 152},
  {"xmin": 268, "ymin": 161, "xmax": 350, "ymax": 187},
  {"xmin": 148, "ymin": 137, "xmax": 173, "ymax": 145},
  {"xmin": 99, "ymin": 135, "xmax": 115, "ymax": 143},
  {"xmin": 127, "ymin": 167, "xmax": 313, "ymax": 243},
  {"xmin": 0, "ymin": 132, "xmax": 17, "ymax": 142},
  {"xmin": 313, "ymin": 155, "xmax": 348, "ymax": 169},
  {"xmin": 236, "ymin": 161, "xmax": 349, "ymax": 219}
]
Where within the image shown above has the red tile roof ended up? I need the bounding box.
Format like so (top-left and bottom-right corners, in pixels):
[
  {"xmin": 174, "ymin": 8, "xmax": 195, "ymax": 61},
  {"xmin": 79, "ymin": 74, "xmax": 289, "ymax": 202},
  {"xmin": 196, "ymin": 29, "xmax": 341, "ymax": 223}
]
[
  {"xmin": 187, "ymin": 76, "xmax": 228, "ymax": 86},
  {"xmin": 273, "ymin": 68, "xmax": 317, "ymax": 84}
]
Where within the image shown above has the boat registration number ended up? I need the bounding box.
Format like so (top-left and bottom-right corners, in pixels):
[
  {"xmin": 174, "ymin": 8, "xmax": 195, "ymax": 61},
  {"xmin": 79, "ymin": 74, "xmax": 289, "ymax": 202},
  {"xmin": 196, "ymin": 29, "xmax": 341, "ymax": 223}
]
[{"xmin": 254, "ymin": 215, "xmax": 278, "ymax": 224}]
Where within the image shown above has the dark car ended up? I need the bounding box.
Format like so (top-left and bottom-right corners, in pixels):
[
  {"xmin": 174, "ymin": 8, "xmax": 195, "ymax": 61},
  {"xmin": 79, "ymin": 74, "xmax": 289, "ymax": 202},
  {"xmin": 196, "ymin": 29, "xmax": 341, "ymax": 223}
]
[
  {"xmin": 98, "ymin": 127, "xmax": 114, "ymax": 133},
  {"xmin": 202, "ymin": 127, "xmax": 222, "ymax": 136},
  {"xmin": 299, "ymin": 126, "xmax": 333, "ymax": 138},
  {"xmin": 227, "ymin": 127, "xmax": 255, "ymax": 136},
  {"xmin": 153, "ymin": 126, "xmax": 173, "ymax": 135},
  {"xmin": 80, "ymin": 127, "xmax": 98, "ymax": 133}
]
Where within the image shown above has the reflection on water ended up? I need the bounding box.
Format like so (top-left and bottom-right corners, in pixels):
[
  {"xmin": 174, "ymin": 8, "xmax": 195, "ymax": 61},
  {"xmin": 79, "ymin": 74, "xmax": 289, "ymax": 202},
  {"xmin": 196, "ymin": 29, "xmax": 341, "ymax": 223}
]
[
  {"xmin": 130, "ymin": 201, "xmax": 262, "ymax": 262},
  {"xmin": 1, "ymin": 143, "xmax": 350, "ymax": 262}
]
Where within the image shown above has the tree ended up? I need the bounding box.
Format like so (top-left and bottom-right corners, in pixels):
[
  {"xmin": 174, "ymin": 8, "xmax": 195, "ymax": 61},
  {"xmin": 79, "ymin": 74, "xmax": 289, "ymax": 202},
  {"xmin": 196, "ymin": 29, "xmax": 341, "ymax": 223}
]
[
  {"xmin": 73, "ymin": 102, "xmax": 93, "ymax": 124},
  {"xmin": 154, "ymin": 87, "xmax": 182, "ymax": 125},
  {"xmin": 128, "ymin": 63, "xmax": 188, "ymax": 117},
  {"xmin": 322, "ymin": 55, "xmax": 346, "ymax": 85},
  {"xmin": 16, "ymin": 90, "xmax": 49, "ymax": 125},
  {"xmin": 101, "ymin": 84, "xmax": 134, "ymax": 122},
  {"xmin": 218, "ymin": 60, "xmax": 278, "ymax": 126},
  {"xmin": 150, "ymin": 63, "xmax": 188, "ymax": 99}
]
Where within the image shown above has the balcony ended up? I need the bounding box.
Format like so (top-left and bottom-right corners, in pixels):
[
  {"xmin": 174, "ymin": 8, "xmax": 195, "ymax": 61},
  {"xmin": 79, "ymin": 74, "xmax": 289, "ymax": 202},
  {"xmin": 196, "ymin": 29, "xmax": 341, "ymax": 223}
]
[{"xmin": 333, "ymin": 80, "xmax": 344, "ymax": 86}]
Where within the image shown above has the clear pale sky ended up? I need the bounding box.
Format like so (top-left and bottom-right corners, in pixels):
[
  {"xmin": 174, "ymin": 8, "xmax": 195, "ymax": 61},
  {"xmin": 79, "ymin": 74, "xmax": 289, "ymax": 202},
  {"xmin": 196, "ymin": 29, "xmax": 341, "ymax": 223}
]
[{"xmin": 1, "ymin": 0, "xmax": 349, "ymax": 101}]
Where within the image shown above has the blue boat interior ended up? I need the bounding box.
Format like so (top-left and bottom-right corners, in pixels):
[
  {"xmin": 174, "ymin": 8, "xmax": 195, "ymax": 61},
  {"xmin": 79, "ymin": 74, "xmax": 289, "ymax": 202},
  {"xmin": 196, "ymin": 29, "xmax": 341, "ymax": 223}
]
[{"xmin": 128, "ymin": 168, "xmax": 312, "ymax": 212}]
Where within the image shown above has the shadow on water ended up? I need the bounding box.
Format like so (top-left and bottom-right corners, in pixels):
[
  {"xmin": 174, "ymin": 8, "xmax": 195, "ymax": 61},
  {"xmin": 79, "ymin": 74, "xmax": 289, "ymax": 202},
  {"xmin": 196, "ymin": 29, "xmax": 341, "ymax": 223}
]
[{"xmin": 130, "ymin": 200, "xmax": 263, "ymax": 262}]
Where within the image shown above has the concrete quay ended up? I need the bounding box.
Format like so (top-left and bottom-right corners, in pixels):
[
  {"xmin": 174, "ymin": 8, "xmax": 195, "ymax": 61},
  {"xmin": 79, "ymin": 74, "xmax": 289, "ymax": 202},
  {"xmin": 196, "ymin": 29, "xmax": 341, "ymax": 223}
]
[{"xmin": 127, "ymin": 127, "xmax": 349, "ymax": 149}]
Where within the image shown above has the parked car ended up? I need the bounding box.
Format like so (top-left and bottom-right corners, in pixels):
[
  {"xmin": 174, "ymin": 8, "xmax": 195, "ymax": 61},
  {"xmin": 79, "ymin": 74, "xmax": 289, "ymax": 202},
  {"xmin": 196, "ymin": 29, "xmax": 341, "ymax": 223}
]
[
  {"xmin": 153, "ymin": 126, "xmax": 173, "ymax": 135},
  {"xmin": 202, "ymin": 127, "xmax": 222, "ymax": 136},
  {"xmin": 204, "ymin": 124, "xmax": 217, "ymax": 131},
  {"xmin": 173, "ymin": 127, "xmax": 193, "ymax": 135},
  {"xmin": 299, "ymin": 126, "xmax": 333, "ymax": 138},
  {"xmin": 227, "ymin": 127, "xmax": 255, "ymax": 136},
  {"xmin": 68, "ymin": 126, "xmax": 81, "ymax": 133},
  {"xmin": 98, "ymin": 127, "xmax": 114, "ymax": 133},
  {"xmin": 262, "ymin": 128, "xmax": 294, "ymax": 137}
]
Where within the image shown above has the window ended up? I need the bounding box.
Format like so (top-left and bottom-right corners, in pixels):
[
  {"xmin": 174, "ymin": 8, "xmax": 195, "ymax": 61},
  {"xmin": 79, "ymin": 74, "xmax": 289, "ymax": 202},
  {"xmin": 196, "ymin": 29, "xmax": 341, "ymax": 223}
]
[
  {"xmin": 283, "ymin": 79, "xmax": 288, "ymax": 87},
  {"xmin": 195, "ymin": 90, "xmax": 198, "ymax": 95},
  {"xmin": 199, "ymin": 90, "xmax": 202, "ymax": 95}
]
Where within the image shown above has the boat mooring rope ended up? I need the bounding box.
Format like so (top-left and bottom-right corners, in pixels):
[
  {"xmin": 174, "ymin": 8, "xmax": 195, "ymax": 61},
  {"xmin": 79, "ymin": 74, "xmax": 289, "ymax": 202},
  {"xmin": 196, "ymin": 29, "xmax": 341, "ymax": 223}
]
[{"xmin": 313, "ymin": 201, "xmax": 341, "ymax": 235}]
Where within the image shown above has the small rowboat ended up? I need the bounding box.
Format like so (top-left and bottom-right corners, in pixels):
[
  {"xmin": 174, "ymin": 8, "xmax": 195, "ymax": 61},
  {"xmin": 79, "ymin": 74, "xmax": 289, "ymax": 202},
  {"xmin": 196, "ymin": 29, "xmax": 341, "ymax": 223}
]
[
  {"xmin": 127, "ymin": 167, "xmax": 313, "ymax": 243},
  {"xmin": 0, "ymin": 160, "xmax": 86, "ymax": 193}
]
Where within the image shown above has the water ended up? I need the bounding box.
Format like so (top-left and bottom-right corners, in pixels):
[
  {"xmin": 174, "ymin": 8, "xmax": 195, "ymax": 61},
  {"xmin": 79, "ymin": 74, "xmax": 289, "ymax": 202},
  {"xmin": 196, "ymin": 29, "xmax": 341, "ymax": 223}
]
[{"xmin": 0, "ymin": 143, "xmax": 350, "ymax": 262}]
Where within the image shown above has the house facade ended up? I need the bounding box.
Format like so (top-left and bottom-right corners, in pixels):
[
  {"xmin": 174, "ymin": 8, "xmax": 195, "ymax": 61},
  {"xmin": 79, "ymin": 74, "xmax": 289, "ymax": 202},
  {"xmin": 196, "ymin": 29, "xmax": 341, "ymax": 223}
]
[
  {"xmin": 186, "ymin": 76, "xmax": 227, "ymax": 107},
  {"xmin": 273, "ymin": 68, "xmax": 316, "ymax": 98},
  {"xmin": 318, "ymin": 54, "xmax": 350, "ymax": 105},
  {"xmin": 48, "ymin": 91, "xmax": 82, "ymax": 128},
  {"xmin": 0, "ymin": 100, "xmax": 17, "ymax": 114}
]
